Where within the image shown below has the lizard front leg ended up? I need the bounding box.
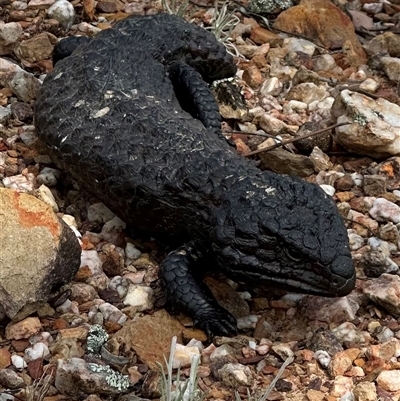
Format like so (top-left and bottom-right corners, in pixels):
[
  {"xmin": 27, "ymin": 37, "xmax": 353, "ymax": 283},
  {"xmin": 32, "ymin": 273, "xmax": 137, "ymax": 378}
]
[{"xmin": 160, "ymin": 243, "xmax": 237, "ymax": 338}]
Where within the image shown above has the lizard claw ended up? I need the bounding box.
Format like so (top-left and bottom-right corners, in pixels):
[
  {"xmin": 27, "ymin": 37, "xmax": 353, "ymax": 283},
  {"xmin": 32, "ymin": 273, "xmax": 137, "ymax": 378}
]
[{"xmin": 193, "ymin": 307, "xmax": 237, "ymax": 338}]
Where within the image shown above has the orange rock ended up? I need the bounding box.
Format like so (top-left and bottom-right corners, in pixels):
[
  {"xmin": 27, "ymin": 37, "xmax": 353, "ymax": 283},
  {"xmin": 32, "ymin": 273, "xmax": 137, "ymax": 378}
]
[
  {"xmin": 0, "ymin": 348, "xmax": 11, "ymax": 369},
  {"xmin": 242, "ymin": 65, "xmax": 263, "ymax": 88},
  {"xmin": 273, "ymin": 0, "xmax": 366, "ymax": 67},
  {"xmin": 250, "ymin": 26, "xmax": 283, "ymax": 47},
  {"xmin": 5, "ymin": 317, "xmax": 42, "ymax": 340}
]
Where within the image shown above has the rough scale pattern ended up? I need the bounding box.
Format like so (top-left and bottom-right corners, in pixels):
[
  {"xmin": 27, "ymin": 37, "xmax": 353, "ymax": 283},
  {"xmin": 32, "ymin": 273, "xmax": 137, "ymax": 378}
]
[{"xmin": 35, "ymin": 13, "xmax": 355, "ymax": 336}]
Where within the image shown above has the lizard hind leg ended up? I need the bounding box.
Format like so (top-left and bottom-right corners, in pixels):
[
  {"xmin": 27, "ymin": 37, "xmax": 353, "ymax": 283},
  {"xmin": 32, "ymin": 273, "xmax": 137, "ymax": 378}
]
[
  {"xmin": 160, "ymin": 242, "xmax": 237, "ymax": 338},
  {"xmin": 168, "ymin": 62, "xmax": 223, "ymax": 135}
]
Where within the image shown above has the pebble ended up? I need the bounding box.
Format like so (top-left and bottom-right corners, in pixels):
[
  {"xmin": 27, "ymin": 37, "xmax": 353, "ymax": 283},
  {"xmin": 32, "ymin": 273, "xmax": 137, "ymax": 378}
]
[
  {"xmin": 320, "ymin": 184, "xmax": 335, "ymax": 196},
  {"xmin": 314, "ymin": 350, "xmax": 331, "ymax": 368},
  {"xmin": 217, "ymin": 363, "xmax": 253, "ymax": 387},
  {"xmin": 363, "ymin": 274, "xmax": 400, "ymax": 317},
  {"xmin": 108, "ymin": 276, "xmax": 129, "ymax": 299},
  {"xmin": 36, "ymin": 167, "xmax": 60, "ymax": 186},
  {"xmin": 352, "ymin": 381, "xmax": 377, "ymax": 401},
  {"xmin": 98, "ymin": 302, "xmax": 127, "ymax": 324},
  {"xmin": 376, "ymin": 370, "xmax": 400, "ymax": 391},
  {"xmin": 24, "ymin": 342, "xmax": 50, "ymax": 361},
  {"xmin": 2, "ymin": 173, "xmax": 35, "ymax": 192},
  {"xmin": 259, "ymin": 77, "xmax": 282, "ymax": 96},
  {"xmin": 5, "ymin": 317, "xmax": 42, "ymax": 340},
  {"xmin": 123, "ymin": 285, "xmax": 154, "ymax": 311},
  {"xmin": 369, "ymin": 197, "xmax": 400, "ymax": 224},
  {"xmin": 47, "ymin": 0, "xmax": 75, "ymax": 31},
  {"xmin": 37, "ymin": 184, "xmax": 59, "ymax": 212},
  {"xmin": 88, "ymin": 202, "xmax": 115, "ymax": 224},
  {"xmin": 11, "ymin": 355, "xmax": 27, "ymax": 370},
  {"xmin": 173, "ymin": 344, "xmax": 201, "ymax": 369},
  {"xmin": 348, "ymin": 230, "xmax": 364, "ymax": 251},
  {"xmin": 0, "ymin": 368, "xmax": 25, "ymax": 389}
]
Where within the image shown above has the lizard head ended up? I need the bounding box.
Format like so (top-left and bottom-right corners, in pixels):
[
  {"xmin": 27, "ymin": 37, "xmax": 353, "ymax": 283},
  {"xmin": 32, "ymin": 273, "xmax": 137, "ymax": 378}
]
[{"xmin": 212, "ymin": 171, "xmax": 356, "ymax": 297}]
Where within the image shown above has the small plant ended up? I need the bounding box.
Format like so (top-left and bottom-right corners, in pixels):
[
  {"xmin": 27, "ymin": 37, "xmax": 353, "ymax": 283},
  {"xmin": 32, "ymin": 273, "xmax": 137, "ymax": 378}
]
[
  {"xmin": 25, "ymin": 366, "xmax": 53, "ymax": 401},
  {"xmin": 159, "ymin": 336, "xmax": 204, "ymax": 401},
  {"xmin": 206, "ymin": 1, "xmax": 242, "ymax": 57},
  {"xmin": 162, "ymin": 0, "xmax": 190, "ymax": 17}
]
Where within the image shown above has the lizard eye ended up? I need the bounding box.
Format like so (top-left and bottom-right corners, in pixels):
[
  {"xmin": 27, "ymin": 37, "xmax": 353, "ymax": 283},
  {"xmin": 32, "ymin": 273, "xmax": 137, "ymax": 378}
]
[{"xmin": 285, "ymin": 248, "xmax": 303, "ymax": 262}]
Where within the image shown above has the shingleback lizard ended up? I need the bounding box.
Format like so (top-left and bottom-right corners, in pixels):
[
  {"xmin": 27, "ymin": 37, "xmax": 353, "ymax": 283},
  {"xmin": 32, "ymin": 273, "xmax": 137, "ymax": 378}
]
[{"xmin": 34, "ymin": 13, "xmax": 356, "ymax": 337}]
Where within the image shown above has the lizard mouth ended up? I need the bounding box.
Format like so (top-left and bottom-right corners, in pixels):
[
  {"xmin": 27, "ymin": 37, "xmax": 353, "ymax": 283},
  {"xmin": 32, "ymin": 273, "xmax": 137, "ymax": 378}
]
[
  {"xmin": 233, "ymin": 268, "xmax": 356, "ymax": 298},
  {"xmin": 327, "ymin": 270, "xmax": 357, "ymax": 296}
]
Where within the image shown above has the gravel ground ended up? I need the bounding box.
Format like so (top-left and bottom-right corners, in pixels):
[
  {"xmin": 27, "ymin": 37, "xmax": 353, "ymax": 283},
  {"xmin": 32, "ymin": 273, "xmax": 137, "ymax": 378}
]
[{"xmin": 1, "ymin": 0, "xmax": 400, "ymax": 400}]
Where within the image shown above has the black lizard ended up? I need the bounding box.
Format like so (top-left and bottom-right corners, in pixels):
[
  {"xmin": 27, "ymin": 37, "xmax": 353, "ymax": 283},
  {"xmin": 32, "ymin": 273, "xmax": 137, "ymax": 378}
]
[{"xmin": 34, "ymin": 13, "xmax": 356, "ymax": 337}]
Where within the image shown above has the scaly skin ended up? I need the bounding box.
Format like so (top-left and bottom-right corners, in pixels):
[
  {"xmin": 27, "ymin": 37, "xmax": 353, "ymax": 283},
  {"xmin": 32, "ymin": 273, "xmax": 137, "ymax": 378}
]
[{"xmin": 35, "ymin": 13, "xmax": 355, "ymax": 337}]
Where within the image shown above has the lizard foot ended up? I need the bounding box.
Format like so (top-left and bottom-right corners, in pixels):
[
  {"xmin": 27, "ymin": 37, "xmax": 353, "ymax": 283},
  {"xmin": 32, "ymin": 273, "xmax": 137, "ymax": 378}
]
[{"xmin": 193, "ymin": 306, "xmax": 237, "ymax": 338}]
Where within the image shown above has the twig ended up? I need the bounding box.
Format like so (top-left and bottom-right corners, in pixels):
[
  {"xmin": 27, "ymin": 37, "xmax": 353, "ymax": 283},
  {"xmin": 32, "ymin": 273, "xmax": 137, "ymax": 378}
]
[
  {"xmin": 260, "ymin": 355, "xmax": 294, "ymax": 400},
  {"xmin": 227, "ymin": 130, "xmax": 279, "ymax": 138},
  {"xmin": 243, "ymin": 122, "xmax": 351, "ymax": 157}
]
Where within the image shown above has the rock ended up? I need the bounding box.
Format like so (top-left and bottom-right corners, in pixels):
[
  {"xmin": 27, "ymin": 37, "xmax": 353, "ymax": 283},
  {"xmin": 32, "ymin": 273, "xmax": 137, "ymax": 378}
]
[
  {"xmin": 11, "ymin": 355, "xmax": 27, "ymax": 370},
  {"xmin": 204, "ymin": 276, "xmax": 250, "ymax": 319},
  {"xmin": 376, "ymin": 370, "xmax": 400, "ymax": 392},
  {"xmin": 70, "ymin": 283, "xmax": 98, "ymax": 304},
  {"xmin": 47, "ymin": 0, "xmax": 76, "ymax": 31},
  {"xmin": 259, "ymin": 113, "xmax": 297, "ymax": 136},
  {"xmin": 249, "ymin": 26, "xmax": 282, "ymax": 47},
  {"xmin": 353, "ymin": 382, "xmax": 377, "ymax": 401},
  {"xmin": 112, "ymin": 310, "xmax": 186, "ymax": 370},
  {"xmin": 313, "ymin": 54, "xmax": 337, "ymax": 71},
  {"xmin": 98, "ymin": 302, "xmax": 127, "ymax": 324},
  {"xmin": 0, "ymin": 104, "xmax": 11, "ymax": 123},
  {"xmin": 87, "ymin": 202, "xmax": 115, "ymax": 224},
  {"xmin": 0, "ymin": 21, "xmax": 23, "ymax": 55},
  {"xmin": 15, "ymin": 32, "xmax": 56, "ymax": 63},
  {"xmin": 123, "ymin": 285, "xmax": 154, "ymax": 312},
  {"xmin": 364, "ymin": 274, "xmax": 400, "ymax": 317},
  {"xmin": 329, "ymin": 375, "xmax": 353, "ymax": 397},
  {"xmin": 359, "ymin": 78, "xmax": 380, "ymax": 93},
  {"xmin": 36, "ymin": 167, "xmax": 60, "ymax": 187},
  {"xmin": 55, "ymin": 358, "xmax": 130, "ymax": 396},
  {"xmin": 348, "ymin": 230, "xmax": 364, "ymax": 251},
  {"xmin": 332, "ymin": 90, "xmax": 400, "ymax": 159},
  {"xmin": 5, "ymin": 317, "xmax": 42, "ymax": 340},
  {"xmin": 379, "ymin": 223, "xmax": 399, "ymax": 244},
  {"xmin": 332, "ymin": 322, "xmax": 371, "ymax": 345},
  {"xmin": 348, "ymin": 209, "xmax": 379, "ymax": 236},
  {"xmin": 25, "ymin": 342, "xmax": 50, "ymax": 362},
  {"xmin": 37, "ymin": 184, "xmax": 59, "ymax": 212},
  {"xmin": 259, "ymin": 148, "xmax": 315, "ymax": 177},
  {"xmin": 173, "ymin": 343, "xmax": 201, "ymax": 369},
  {"xmin": 217, "ymin": 363, "xmax": 254, "ymax": 387},
  {"xmin": 0, "ymin": 188, "xmax": 81, "ymax": 320},
  {"xmin": 302, "ymin": 295, "xmax": 360, "ymax": 326},
  {"xmin": 11, "ymin": 102, "xmax": 33, "ymax": 121},
  {"xmin": 0, "ymin": 368, "xmax": 25, "ymax": 389},
  {"xmin": 210, "ymin": 344, "xmax": 236, "ymax": 361},
  {"xmin": 328, "ymin": 351, "xmax": 353, "ymax": 376},
  {"xmin": 287, "ymin": 82, "xmax": 329, "ymax": 104},
  {"xmin": 369, "ymin": 198, "xmax": 400, "ymax": 224},
  {"xmin": 363, "ymin": 175, "xmax": 387, "ymax": 196},
  {"xmin": 361, "ymin": 237, "xmax": 399, "ymax": 278},
  {"xmin": 365, "ymin": 32, "xmax": 400, "ymax": 58},
  {"xmin": 381, "ymin": 56, "xmax": 400, "ymax": 82},
  {"xmin": 273, "ymin": 0, "xmax": 366, "ymax": 66},
  {"xmin": 249, "ymin": 0, "xmax": 293, "ymax": 13},
  {"xmin": 0, "ymin": 349, "xmax": 11, "ymax": 369},
  {"xmin": 0, "ymin": 58, "xmax": 41, "ymax": 102},
  {"xmin": 242, "ymin": 65, "xmax": 263, "ymax": 88},
  {"xmin": 28, "ymin": 0, "xmax": 56, "ymax": 9}
]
